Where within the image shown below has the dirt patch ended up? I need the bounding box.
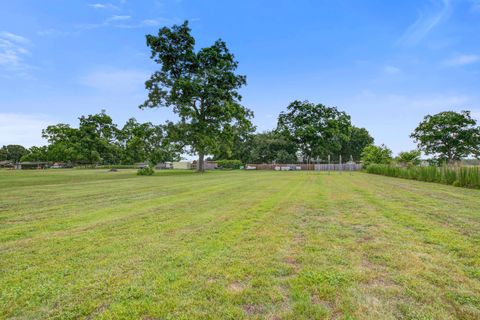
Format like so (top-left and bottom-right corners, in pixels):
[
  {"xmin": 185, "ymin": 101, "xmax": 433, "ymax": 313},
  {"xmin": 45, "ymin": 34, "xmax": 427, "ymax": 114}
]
[
  {"xmin": 86, "ymin": 303, "xmax": 109, "ymax": 320},
  {"xmin": 242, "ymin": 304, "xmax": 263, "ymax": 315},
  {"xmin": 227, "ymin": 281, "xmax": 245, "ymax": 293}
]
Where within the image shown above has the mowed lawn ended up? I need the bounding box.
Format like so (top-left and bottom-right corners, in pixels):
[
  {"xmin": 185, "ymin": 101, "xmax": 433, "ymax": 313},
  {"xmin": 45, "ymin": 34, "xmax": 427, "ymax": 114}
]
[{"xmin": 1, "ymin": 170, "xmax": 480, "ymax": 320}]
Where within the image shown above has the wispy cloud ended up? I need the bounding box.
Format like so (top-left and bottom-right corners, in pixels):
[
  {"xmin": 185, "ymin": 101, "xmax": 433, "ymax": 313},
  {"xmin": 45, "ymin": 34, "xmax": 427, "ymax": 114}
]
[
  {"xmin": 88, "ymin": 3, "xmax": 120, "ymax": 10},
  {"xmin": 0, "ymin": 31, "xmax": 33, "ymax": 78},
  {"xmin": 383, "ymin": 65, "xmax": 401, "ymax": 74},
  {"xmin": 77, "ymin": 15, "xmax": 172, "ymax": 30},
  {"xmin": 397, "ymin": 0, "xmax": 452, "ymax": 46},
  {"xmin": 443, "ymin": 54, "xmax": 480, "ymax": 66}
]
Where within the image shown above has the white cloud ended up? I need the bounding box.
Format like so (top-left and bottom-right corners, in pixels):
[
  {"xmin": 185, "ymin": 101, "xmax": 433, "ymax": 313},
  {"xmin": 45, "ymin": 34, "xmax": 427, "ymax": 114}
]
[
  {"xmin": 79, "ymin": 68, "xmax": 148, "ymax": 93},
  {"xmin": 0, "ymin": 32, "xmax": 29, "ymax": 45},
  {"xmin": 77, "ymin": 15, "xmax": 171, "ymax": 30},
  {"xmin": 397, "ymin": 0, "xmax": 452, "ymax": 46},
  {"xmin": 0, "ymin": 31, "xmax": 32, "ymax": 77},
  {"xmin": 471, "ymin": 110, "xmax": 480, "ymax": 121},
  {"xmin": 0, "ymin": 113, "xmax": 53, "ymax": 147},
  {"xmin": 443, "ymin": 54, "xmax": 480, "ymax": 66},
  {"xmin": 88, "ymin": 3, "xmax": 120, "ymax": 10},
  {"xmin": 383, "ymin": 65, "xmax": 401, "ymax": 74},
  {"xmin": 107, "ymin": 15, "xmax": 131, "ymax": 22}
]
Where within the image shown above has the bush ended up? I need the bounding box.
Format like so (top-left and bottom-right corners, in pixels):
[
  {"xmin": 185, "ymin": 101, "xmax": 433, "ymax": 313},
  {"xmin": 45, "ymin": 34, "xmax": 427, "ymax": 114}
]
[
  {"xmin": 361, "ymin": 145, "xmax": 392, "ymax": 168},
  {"xmin": 217, "ymin": 159, "xmax": 243, "ymax": 169},
  {"xmin": 137, "ymin": 166, "xmax": 155, "ymax": 176},
  {"xmin": 366, "ymin": 164, "xmax": 480, "ymax": 189}
]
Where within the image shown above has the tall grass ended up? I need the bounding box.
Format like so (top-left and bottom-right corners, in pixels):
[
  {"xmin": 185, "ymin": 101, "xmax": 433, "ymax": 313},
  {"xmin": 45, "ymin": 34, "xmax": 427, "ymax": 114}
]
[{"xmin": 366, "ymin": 164, "xmax": 480, "ymax": 189}]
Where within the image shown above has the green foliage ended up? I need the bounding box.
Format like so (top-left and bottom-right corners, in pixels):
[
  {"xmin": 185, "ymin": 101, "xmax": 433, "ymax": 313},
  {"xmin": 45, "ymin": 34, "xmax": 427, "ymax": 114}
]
[
  {"xmin": 395, "ymin": 150, "xmax": 421, "ymax": 167},
  {"xmin": 246, "ymin": 131, "xmax": 298, "ymax": 164},
  {"xmin": 41, "ymin": 111, "xmax": 179, "ymax": 166},
  {"xmin": 366, "ymin": 164, "xmax": 480, "ymax": 189},
  {"xmin": 216, "ymin": 159, "xmax": 242, "ymax": 169},
  {"xmin": 20, "ymin": 146, "xmax": 49, "ymax": 162},
  {"xmin": 137, "ymin": 166, "xmax": 155, "ymax": 176},
  {"xmin": 361, "ymin": 144, "xmax": 392, "ymax": 168},
  {"xmin": 277, "ymin": 100, "xmax": 352, "ymax": 161},
  {"xmin": 1, "ymin": 145, "xmax": 28, "ymax": 163},
  {"xmin": 411, "ymin": 110, "xmax": 480, "ymax": 163},
  {"xmin": 340, "ymin": 126, "xmax": 374, "ymax": 161},
  {"xmin": 140, "ymin": 21, "xmax": 253, "ymax": 172}
]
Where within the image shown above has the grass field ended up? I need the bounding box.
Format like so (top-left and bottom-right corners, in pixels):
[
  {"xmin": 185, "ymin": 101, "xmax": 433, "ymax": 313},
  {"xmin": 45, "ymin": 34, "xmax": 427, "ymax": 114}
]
[{"xmin": 1, "ymin": 169, "xmax": 480, "ymax": 319}]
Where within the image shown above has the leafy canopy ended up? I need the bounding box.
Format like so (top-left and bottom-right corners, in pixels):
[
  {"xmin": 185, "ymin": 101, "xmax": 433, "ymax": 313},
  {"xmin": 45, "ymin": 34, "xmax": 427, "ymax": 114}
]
[
  {"xmin": 395, "ymin": 150, "xmax": 421, "ymax": 167},
  {"xmin": 277, "ymin": 100, "xmax": 352, "ymax": 161},
  {"xmin": 411, "ymin": 111, "xmax": 480, "ymax": 163},
  {"xmin": 361, "ymin": 144, "xmax": 393, "ymax": 168},
  {"xmin": 139, "ymin": 21, "xmax": 253, "ymax": 171}
]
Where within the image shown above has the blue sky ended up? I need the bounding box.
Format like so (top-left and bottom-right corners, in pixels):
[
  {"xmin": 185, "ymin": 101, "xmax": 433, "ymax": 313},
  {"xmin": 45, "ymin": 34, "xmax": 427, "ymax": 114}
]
[{"xmin": 1, "ymin": 0, "xmax": 479, "ymax": 156}]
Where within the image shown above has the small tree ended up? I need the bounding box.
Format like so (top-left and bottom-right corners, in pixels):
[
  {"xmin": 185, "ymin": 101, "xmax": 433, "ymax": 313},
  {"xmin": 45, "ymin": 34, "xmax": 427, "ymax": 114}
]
[
  {"xmin": 361, "ymin": 144, "xmax": 392, "ymax": 168},
  {"xmin": 396, "ymin": 150, "xmax": 421, "ymax": 167},
  {"xmin": 139, "ymin": 21, "xmax": 253, "ymax": 172},
  {"xmin": 411, "ymin": 111, "xmax": 480, "ymax": 164}
]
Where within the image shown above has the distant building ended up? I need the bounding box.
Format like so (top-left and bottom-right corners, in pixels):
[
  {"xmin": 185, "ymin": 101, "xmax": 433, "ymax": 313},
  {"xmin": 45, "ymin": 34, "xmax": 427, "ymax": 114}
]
[
  {"xmin": 15, "ymin": 162, "xmax": 49, "ymax": 170},
  {"xmin": 51, "ymin": 162, "xmax": 67, "ymax": 169},
  {"xmin": 191, "ymin": 161, "xmax": 217, "ymax": 170},
  {"xmin": 135, "ymin": 162, "xmax": 149, "ymax": 168},
  {"xmin": 172, "ymin": 161, "xmax": 192, "ymax": 170},
  {"xmin": 155, "ymin": 162, "xmax": 173, "ymax": 169},
  {"xmin": 0, "ymin": 160, "xmax": 13, "ymax": 169}
]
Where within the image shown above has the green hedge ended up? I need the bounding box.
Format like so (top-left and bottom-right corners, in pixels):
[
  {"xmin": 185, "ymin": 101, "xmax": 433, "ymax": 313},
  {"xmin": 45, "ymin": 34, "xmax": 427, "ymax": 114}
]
[
  {"xmin": 366, "ymin": 164, "xmax": 480, "ymax": 189},
  {"xmin": 216, "ymin": 159, "xmax": 242, "ymax": 169}
]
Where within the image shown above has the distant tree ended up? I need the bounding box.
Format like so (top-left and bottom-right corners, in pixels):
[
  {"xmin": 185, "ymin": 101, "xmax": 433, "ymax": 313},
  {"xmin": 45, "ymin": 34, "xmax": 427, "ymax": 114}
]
[
  {"xmin": 21, "ymin": 146, "xmax": 49, "ymax": 162},
  {"xmin": 0, "ymin": 146, "xmax": 8, "ymax": 161},
  {"xmin": 277, "ymin": 100, "xmax": 352, "ymax": 162},
  {"xmin": 119, "ymin": 118, "xmax": 155, "ymax": 164},
  {"xmin": 78, "ymin": 110, "xmax": 119, "ymax": 165},
  {"xmin": 139, "ymin": 21, "xmax": 253, "ymax": 172},
  {"xmin": 361, "ymin": 144, "xmax": 392, "ymax": 168},
  {"xmin": 42, "ymin": 124, "xmax": 81, "ymax": 163},
  {"xmin": 211, "ymin": 121, "xmax": 256, "ymax": 163},
  {"xmin": 3, "ymin": 145, "xmax": 28, "ymax": 163},
  {"xmin": 395, "ymin": 150, "xmax": 421, "ymax": 167},
  {"xmin": 247, "ymin": 131, "xmax": 298, "ymax": 164},
  {"xmin": 340, "ymin": 126, "xmax": 374, "ymax": 161},
  {"xmin": 411, "ymin": 111, "xmax": 480, "ymax": 164},
  {"xmin": 144, "ymin": 122, "xmax": 183, "ymax": 165}
]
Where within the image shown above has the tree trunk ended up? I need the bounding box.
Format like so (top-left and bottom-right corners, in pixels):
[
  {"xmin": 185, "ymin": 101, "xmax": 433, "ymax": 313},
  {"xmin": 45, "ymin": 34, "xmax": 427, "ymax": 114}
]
[{"xmin": 198, "ymin": 152, "xmax": 205, "ymax": 172}]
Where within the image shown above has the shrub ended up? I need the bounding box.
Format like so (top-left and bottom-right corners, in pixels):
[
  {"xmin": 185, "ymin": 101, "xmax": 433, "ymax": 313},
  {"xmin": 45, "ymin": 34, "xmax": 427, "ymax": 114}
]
[
  {"xmin": 216, "ymin": 159, "xmax": 242, "ymax": 169},
  {"xmin": 137, "ymin": 166, "xmax": 155, "ymax": 176},
  {"xmin": 361, "ymin": 145, "xmax": 392, "ymax": 168}
]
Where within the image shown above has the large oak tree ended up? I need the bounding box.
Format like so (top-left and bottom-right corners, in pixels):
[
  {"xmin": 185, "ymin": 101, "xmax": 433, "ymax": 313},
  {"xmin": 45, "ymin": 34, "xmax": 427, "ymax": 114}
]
[{"xmin": 139, "ymin": 21, "xmax": 253, "ymax": 171}]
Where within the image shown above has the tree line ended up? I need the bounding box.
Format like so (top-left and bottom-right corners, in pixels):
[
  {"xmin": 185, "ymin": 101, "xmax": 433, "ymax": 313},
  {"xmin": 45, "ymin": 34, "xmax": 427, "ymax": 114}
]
[
  {"xmin": 2, "ymin": 21, "xmax": 479, "ymax": 170},
  {"xmin": 1, "ymin": 111, "xmax": 181, "ymax": 165}
]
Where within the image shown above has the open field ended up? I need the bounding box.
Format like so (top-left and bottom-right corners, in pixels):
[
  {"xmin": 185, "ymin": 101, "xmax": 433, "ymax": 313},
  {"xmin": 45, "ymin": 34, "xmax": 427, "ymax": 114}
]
[{"xmin": 1, "ymin": 169, "xmax": 480, "ymax": 319}]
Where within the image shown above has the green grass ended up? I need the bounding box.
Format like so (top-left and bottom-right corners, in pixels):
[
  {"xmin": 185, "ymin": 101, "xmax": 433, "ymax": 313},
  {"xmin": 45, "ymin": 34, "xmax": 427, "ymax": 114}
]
[{"xmin": 1, "ymin": 169, "xmax": 480, "ymax": 319}]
